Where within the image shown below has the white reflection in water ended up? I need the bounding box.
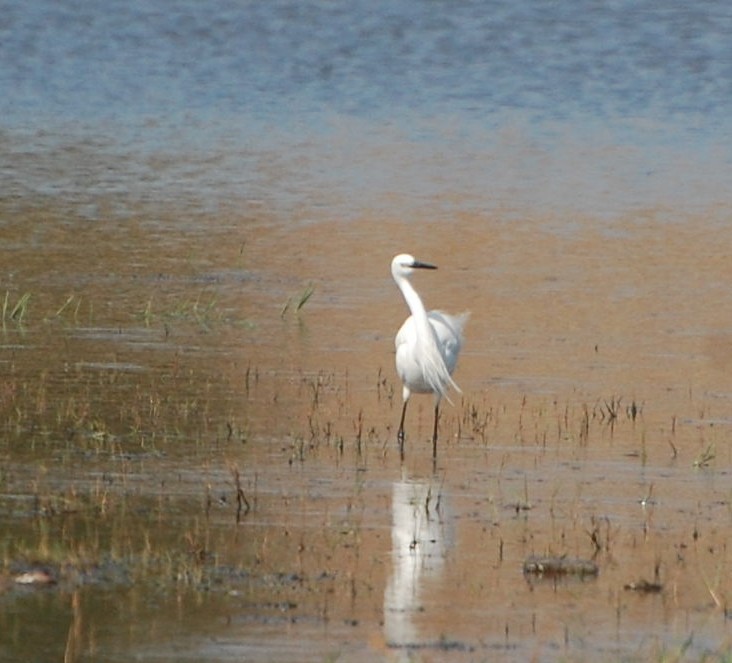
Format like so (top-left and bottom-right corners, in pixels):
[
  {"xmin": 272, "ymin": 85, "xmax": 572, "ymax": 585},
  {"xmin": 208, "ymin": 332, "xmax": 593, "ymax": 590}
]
[{"xmin": 383, "ymin": 475, "xmax": 455, "ymax": 653}]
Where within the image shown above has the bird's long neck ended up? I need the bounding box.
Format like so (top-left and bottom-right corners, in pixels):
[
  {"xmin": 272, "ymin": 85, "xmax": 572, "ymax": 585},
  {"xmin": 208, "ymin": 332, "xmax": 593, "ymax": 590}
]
[{"xmin": 398, "ymin": 276, "xmax": 429, "ymax": 324}]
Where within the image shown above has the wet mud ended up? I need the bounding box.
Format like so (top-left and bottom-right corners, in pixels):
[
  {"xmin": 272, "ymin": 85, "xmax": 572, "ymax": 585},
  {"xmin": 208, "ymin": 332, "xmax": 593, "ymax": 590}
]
[{"xmin": 2, "ymin": 199, "xmax": 732, "ymax": 662}]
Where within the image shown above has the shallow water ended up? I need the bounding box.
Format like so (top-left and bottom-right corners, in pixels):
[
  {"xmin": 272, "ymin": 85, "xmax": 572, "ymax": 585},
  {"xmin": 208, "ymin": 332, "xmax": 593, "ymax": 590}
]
[
  {"xmin": 3, "ymin": 1, "xmax": 732, "ymax": 661},
  {"xmin": 2, "ymin": 0, "xmax": 732, "ymax": 223},
  {"xmin": 2, "ymin": 204, "xmax": 732, "ymax": 662}
]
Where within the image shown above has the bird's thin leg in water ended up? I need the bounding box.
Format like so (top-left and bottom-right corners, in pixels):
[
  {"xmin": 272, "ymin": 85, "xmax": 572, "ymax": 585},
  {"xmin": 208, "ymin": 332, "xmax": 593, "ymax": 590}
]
[
  {"xmin": 432, "ymin": 403, "xmax": 440, "ymax": 460},
  {"xmin": 397, "ymin": 401, "xmax": 408, "ymax": 458}
]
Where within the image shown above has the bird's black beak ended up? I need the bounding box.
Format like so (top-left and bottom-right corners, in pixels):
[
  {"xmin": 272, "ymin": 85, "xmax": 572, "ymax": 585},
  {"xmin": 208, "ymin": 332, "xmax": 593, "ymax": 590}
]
[{"xmin": 412, "ymin": 260, "xmax": 437, "ymax": 270}]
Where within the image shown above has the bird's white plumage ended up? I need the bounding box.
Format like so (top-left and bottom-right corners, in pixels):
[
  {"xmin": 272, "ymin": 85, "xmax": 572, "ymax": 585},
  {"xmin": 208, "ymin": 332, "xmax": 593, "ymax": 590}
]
[
  {"xmin": 391, "ymin": 253, "xmax": 468, "ymax": 412},
  {"xmin": 395, "ymin": 309, "xmax": 467, "ymax": 402}
]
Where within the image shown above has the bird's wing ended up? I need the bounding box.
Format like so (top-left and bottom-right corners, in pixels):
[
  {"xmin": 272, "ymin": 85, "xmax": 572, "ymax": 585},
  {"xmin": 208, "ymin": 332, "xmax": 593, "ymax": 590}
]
[
  {"xmin": 395, "ymin": 316, "xmax": 447, "ymax": 398},
  {"xmin": 419, "ymin": 313, "xmax": 461, "ymax": 402},
  {"xmin": 429, "ymin": 311, "xmax": 468, "ymax": 365},
  {"xmin": 396, "ymin": 311, "xmax": 468, "ymax": 403},
  {"xmin": 428, "ymin": 311, "xmax": 470, "ymax": 400}
]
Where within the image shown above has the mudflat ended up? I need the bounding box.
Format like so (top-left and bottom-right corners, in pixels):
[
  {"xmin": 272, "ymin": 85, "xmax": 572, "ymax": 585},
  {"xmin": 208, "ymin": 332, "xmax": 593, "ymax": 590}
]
[{"xmin": 1, "ymin": 202, "xmax": 731, "ymax": 662}]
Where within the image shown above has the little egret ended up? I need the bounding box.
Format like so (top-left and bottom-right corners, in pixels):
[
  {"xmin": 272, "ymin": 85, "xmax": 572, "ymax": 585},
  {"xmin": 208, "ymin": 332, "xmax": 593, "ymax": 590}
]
[{"xmin": 391, "ymin": 253, "xmax": 468, "ymax": 460}]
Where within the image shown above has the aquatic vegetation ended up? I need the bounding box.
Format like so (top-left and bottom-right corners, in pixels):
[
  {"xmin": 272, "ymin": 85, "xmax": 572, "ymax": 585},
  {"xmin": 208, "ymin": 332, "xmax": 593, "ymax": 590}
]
[
  {"xmin": 693, "ymin": 443, "xmax": 716, "ymax": 469},
  {"xmin": 52, "ymin": 294, "xmax": 85, "ymax": 323},
  {"xmin": 280, "ymin": 282, "xmax": 315, "ymax": 318},
  {"xmin": 2, "ymin": 290, "xmax": 31, "ymax": 329},
  {"xmin": 138, "ymin": 290, "xmax": 231, "ymax": 330}
]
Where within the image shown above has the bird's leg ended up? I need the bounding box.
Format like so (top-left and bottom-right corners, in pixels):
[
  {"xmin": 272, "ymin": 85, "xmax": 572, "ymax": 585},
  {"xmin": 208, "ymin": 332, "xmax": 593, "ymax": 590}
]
[
  {"xmin": 397, "ymin": 401, "xmax": 408, "ymax": 459},
  {"xmin": 432, "ymin": 403, "xmax": 440, "ymax": 460}
]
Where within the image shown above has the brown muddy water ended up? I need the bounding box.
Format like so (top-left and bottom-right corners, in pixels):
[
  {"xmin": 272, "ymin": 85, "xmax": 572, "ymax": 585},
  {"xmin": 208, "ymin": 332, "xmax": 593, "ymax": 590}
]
[{"xmin": 2, "ymin": 199, "xmax": 732, "ymax": 662}]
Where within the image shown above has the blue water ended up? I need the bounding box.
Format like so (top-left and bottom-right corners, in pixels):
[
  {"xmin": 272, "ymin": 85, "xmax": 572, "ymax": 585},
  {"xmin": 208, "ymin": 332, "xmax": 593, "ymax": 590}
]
[{"xmin": 2, "ymin": 0, "xmax": 731, "ymax": 220}]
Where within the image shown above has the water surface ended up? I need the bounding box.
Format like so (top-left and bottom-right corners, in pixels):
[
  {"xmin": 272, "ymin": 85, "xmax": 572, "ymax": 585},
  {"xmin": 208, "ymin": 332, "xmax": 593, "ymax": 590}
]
[{"xmin": 2, "ymin": 2, "xmax": 732, "ymax": 661}]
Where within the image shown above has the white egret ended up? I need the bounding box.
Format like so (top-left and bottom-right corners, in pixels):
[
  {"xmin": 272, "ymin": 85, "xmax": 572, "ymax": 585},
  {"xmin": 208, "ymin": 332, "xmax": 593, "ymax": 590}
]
[{"xmin": 391, "ymin": 253, "xmax": 468, "ymax": 460}]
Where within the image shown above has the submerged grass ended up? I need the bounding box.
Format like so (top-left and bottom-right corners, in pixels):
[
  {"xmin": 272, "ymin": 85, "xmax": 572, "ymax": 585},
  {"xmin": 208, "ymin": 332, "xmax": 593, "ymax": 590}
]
[
  {"xmin": 51, "ymin": 293, "xmax": 89, "ymax": 324},
  {"xmin": 0, "ymin": 288, "xmax": 255, "ymax": 335},
  {"xmin": 2, "ymin": 290, "xmax": 31, "ymax": 329},
  {"xmin": 280, "ymin": 281, "xmax": 315, "ymax": 318},
  {"xmin": 139, "ymin": 290, "xmax": 247, "ymax": 330}
]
